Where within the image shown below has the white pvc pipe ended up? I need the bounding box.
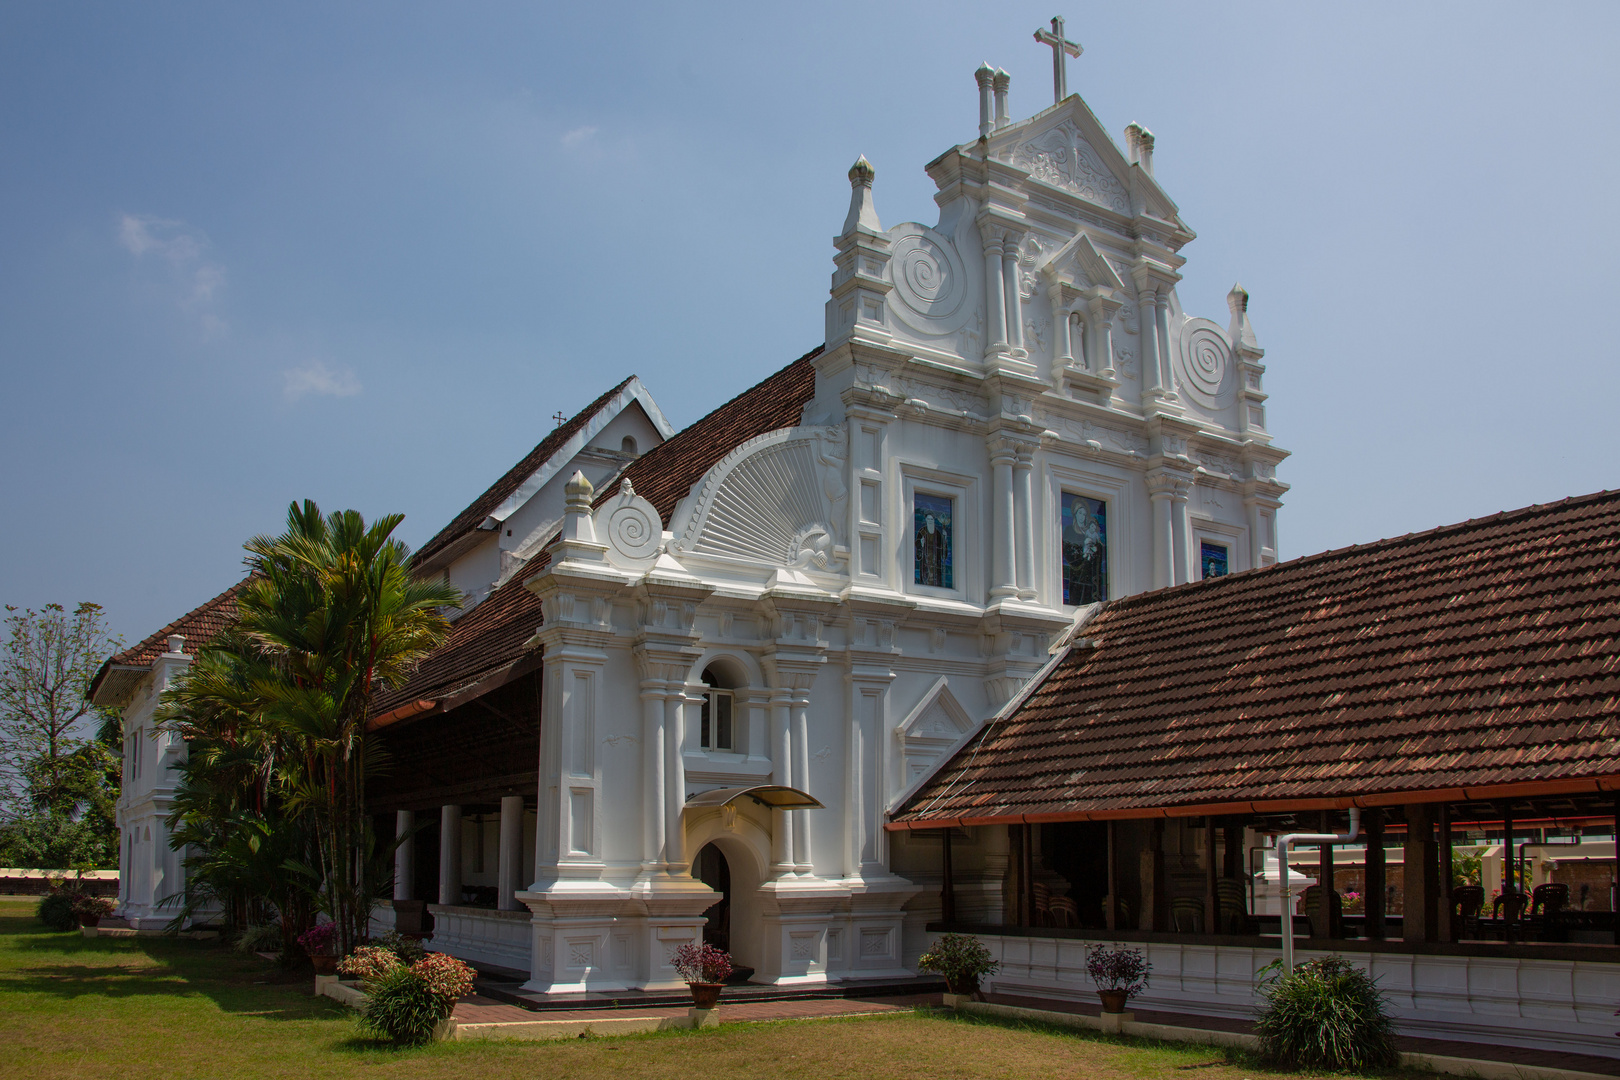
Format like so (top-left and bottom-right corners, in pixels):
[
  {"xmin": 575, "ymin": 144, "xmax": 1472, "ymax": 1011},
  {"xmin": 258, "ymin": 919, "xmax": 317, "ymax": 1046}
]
[{"xmin": 1275, "ymin": 807, "xmax": 1360, "ymax": 971}]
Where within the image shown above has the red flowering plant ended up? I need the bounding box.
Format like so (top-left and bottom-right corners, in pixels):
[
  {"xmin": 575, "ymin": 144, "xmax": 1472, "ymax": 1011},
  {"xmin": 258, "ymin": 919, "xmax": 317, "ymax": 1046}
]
[
  {"xmin": 337, "ymin": 945, "xmax": 403, "ymax": 986},
  {"xmin": 672, "ymin": 942, "xmax": 733, "ymax": 985},
  {"xmin": 296, "ymin": 922, "xmax": 337, "ymax": 957},
  {"xmin": 1085, "ymin": 943, "xmax": 1150, "ymax": 997}
]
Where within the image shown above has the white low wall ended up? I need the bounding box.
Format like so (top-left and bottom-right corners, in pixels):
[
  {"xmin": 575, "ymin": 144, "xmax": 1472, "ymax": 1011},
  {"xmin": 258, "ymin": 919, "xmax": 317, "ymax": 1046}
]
[
  {"xmin": 426, "ymin": 905, "xmax": 532, "ymax": 974},
  {"xmin": 977, "ymin": 933, "xmax": 1620, "ymax": 1059}
]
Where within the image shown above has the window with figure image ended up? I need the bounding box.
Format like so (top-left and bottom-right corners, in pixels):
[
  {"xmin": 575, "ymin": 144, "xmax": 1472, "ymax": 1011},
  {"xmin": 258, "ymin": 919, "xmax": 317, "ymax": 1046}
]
[
  {"xmin": 1061, "ymin": 493, "xmax": 1107, "ymax": 605},
  {"xmin": 1201, "ymin": 541, "xmax": 1229, "ymax": 580},
  {"xmin": 913, "ymin": 492, "xmax": 954, "ymax": 589}
]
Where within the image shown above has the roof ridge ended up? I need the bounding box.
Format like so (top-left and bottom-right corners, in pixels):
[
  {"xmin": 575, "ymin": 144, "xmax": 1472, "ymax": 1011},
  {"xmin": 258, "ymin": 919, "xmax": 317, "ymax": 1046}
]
[{"xmin": 1102, "ymin": 487, "xmax": 1620, "ymax": 616}]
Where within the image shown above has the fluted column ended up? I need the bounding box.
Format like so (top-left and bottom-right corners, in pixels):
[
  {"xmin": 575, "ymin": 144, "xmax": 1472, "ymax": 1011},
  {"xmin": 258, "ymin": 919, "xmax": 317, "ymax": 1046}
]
[
  {"xmin": 770, "ymin": 688, "xmax": 794, "ymax": 874},
  {"xmin": 1138, "ymin": 287, "xmax": 1162, "ymax": 397},
  {"xmin": 1171, "ymin": 483, "xmax": 1191, "ymax": 586},
  {"xmin": 1148, "ymin": 476, "xmax": 1175, "ymax": 591},
  {"xmin": 438, "ymin": 804, "xmax": 462, "ymax": 906},
  {"xmin": 498, "ymin": 794, "xmax": 524, "ymax": 910},
  {"xmin": 989, "ymin": 437, "xmax": 1018, "ymax": 600},
  {"xmin": 639, "ymin": 679, "xmax": 666, "ymax": 869},
  {"xmin": 981, "ymin": 232, "xmax": 1007, "ymax": 352},
  {"xmin": 791, "ymin": 687, "xmax": 814, "ymax": 872},
  {"xmin": 1013, "ymin": 443, "xmax": 1036, "ymax": 601},
  {"xmin": 663, "ymin": 690, "xmax": 686, "ymax": 871},
  {"xmin": 1156, "ymin": 293, "xmax": 1176, "ymax": 397},
  {"xmin": 393, "ymin": 810, "xmax": 415, "ymax": 901},
  {"xmin": 1003, "ymin": 242, "xmax": 1025, "ymax": 353}
]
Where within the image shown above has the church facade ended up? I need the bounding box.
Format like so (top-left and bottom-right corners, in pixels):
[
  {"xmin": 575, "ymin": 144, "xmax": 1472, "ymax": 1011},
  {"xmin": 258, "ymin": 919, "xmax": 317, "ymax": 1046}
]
[{"xmin": 361, "ymin": 57, "xmax": 1289, "ymax": 993}]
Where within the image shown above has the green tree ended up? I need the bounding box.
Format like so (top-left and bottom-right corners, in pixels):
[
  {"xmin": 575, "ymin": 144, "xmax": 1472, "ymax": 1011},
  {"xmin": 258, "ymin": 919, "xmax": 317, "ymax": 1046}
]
[
  {"xmin": 158, "ymin": 502, "xmax": 456, "ymax": 954},
  {"xmin": 0, "ymin": 603, "xmax": 122, "ymax": 867}
]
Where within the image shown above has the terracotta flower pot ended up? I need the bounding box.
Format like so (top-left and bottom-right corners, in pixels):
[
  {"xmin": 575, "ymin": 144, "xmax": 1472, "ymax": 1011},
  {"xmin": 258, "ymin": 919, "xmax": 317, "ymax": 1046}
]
[
  {"xmin": 688, "ymin": 981, "xmax": 723, "ymax": 1010},
  {"xmin": 311, "ymin": 954, "xmax": 338, "ymax": 976},
  {"xmin": 1097, "ymin": 988, "xmax": 1129, "ymax": 1014},
  {"xmin": 77, "ymin": 914, "xmax": 101, "ymax": 928}
]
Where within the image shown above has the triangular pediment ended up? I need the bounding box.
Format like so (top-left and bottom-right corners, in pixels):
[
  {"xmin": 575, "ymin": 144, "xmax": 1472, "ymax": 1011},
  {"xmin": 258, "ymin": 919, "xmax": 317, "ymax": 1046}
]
[
  {"xmin": 1037, "ymin": 231, "xmax": 1125, "ymax": 291},
  {"xmin": 985, "ymin": 95, "xmax": 1183, "ymax": 225}
]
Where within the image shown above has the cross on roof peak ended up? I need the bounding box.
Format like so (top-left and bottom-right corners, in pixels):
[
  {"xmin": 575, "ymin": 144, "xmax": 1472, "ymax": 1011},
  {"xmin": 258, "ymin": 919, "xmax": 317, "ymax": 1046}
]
[
  {"xmin": 1033, "ymin": 16, "xmax": 1082, "ymax": 105},
  {"xmin": 552, "ymin": 411, "xmax": 566, "ymax": 427}
]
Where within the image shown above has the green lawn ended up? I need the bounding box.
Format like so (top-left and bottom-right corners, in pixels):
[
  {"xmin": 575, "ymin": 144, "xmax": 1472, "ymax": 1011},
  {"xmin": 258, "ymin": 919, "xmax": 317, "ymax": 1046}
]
[{"xmin": 0, "ymin": 898, "xmax": 1407, "ymax": 1080}]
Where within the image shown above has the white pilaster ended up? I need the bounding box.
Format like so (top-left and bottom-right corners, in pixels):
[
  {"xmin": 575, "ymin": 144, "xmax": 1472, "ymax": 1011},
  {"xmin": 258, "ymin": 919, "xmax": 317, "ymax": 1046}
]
[{"xmin": 438, "ymin": 804, "xmax": 462, "ymax": 906}]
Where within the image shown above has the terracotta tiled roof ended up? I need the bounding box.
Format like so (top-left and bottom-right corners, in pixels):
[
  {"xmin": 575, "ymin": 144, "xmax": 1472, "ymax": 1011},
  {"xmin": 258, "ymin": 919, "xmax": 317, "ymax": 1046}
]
[
  {"xmin": 374, "ymin": 348, "xmax": 822, "ymax": 713},
  {"xmin": 412, "ymin": 376, "xmax": 638, "ymax": 569},
  {"xmin": 88, "ymin": 579, "xmax": 246, "ymax": 705},
  {"xmin": 892, "ymin": 490, "xmax": 1620, "ymax": 827}
]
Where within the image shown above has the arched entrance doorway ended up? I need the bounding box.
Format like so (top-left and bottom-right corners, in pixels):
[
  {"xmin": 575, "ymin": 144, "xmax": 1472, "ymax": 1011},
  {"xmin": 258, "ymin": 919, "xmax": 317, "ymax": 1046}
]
[{"xmin": 695, "ymin": 842, "xmax": 731, "ymax": 953}]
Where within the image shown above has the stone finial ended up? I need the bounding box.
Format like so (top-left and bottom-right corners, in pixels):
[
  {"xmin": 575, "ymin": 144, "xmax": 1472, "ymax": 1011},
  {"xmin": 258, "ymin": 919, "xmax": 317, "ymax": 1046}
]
[
  {"xmin": 993, "ymin": 68, "xmax": 1012, "ymax": 129},
  {"xmin": 976, "ymin": 62, "xmax": 996, "ymax": 138},
  {"xmin": 620, "ymin": 477, "xmax": 636, "ymax": 498},
  {"xmin": 166, "ymin": 635, "xmax": 185, "ymax": 655},
  {"xmin": 841, "ymin": 155, "xmax": 882, "ymax": 235},
  {"xmin": 1228, "ymin": 283, "xmax": 1259, "ymax": 349},
  {"xmin": 565, "ymin": 469, "xmax": 594, "ymax": 504},
  {"xmin": 559, "ymin": 470, "xmax": 600, "ymax": 549},
  {"xmin": 1125, "ymin": 123, "xmax": 1154, "ymax": 174}
]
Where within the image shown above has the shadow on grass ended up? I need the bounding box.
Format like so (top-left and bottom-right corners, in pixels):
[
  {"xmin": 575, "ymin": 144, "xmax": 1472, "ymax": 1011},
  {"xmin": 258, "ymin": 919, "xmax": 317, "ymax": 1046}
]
[{"xmin": 2, "ymin": 917, "xmax": 345, "ymax": 1022}]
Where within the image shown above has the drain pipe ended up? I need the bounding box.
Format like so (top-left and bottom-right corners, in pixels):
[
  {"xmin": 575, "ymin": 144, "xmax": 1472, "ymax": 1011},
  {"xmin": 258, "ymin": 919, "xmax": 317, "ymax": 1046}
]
[{"xmin": 1275, "ymin": 808, "xmax": 1360, "ymax": 971}]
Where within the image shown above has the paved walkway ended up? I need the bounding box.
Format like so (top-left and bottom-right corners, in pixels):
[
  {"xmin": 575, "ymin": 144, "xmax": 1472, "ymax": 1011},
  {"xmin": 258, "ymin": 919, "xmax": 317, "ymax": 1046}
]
[
  {"xmin": 453, "ymin": 992, "xmax": 930, "ymax": 1027},
  {"xmin": 987, "ymin": 993, "xmax": 1620, "ymax": 1077}
]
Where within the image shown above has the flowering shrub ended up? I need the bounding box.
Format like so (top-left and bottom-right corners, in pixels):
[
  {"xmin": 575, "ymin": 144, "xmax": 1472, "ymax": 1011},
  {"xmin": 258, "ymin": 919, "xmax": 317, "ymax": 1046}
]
[
  {"xmin": 358, "ymin": 952, "xmax": 479, "ymax": 1046},
  {"xmin": 70, "ymin": 894, "xmax": 116, "ymax": 920},
  {"xmin": 917, "ymin": 933, "xmax": 999, "ymax": 995},
  {"xmin": 1341, "ymin": 890, "xmax": 1365, "ymax": 914},
  {"xmin": 671, "ymin": 942, "xmax": 733, "ymax": 984},
  {"xmin": 412, "ymin": 952, "xmax": 477, "ymax": 999},
  {"xmin": 1085, "ymin": 943, "xmax": 1150, "ymax": 997},
  {"xmin": 296, "ymin": 922, "xmax": 336, "ymax": 956},
  {"xmin": 338, "ymin": 945, "xmax": 403, "ymax": 985}
]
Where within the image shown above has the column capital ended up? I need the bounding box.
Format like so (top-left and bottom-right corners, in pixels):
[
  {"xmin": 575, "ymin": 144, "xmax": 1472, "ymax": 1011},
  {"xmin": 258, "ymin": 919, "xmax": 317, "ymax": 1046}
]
[{"xmin": 1145, "ymin": 470, "xmax": 1193, "ymax": 500}]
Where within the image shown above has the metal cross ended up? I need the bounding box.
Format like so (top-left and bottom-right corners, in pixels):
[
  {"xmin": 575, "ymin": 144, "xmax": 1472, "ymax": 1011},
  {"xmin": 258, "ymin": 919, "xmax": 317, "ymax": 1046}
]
[
  {"xmin": 1033, "ymin": 16, "xmax": 1082, "ymax": 104},
  {"xmin": 552, "ymin": 411, "xmax": 566, "ymax": 427}
]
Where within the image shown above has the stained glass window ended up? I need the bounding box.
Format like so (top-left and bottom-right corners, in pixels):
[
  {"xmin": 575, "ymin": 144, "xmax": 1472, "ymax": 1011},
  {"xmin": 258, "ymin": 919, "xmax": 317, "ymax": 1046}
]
[
  {"xmin": 913, "ymin": 493, "xmax": 954, "ymax": 588},
  {"xmin": 1201, "ymin": 541, "xmax": 1229, "ymax": 580},
  {"xmin": 1061, "ymin": 493, "xmax": 1107, "ymax": 605}
]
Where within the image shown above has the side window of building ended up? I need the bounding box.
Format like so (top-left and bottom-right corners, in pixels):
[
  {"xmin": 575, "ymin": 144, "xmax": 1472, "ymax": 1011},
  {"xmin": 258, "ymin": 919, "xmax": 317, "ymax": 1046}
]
[
  {"xmin": 913, "ymin": 492, "xmax": 954, "ymax": 589},
  {"xmin": 1201, "ymin": 541, "xmax": 1229, "ymax": 580},
  {"xmin": 1061, "ymin": 493, "xmax": 1108, "ymax": 605},
  {"xmin": 699, "ymin": 668, "xmax": 734, "ymax": 752}
]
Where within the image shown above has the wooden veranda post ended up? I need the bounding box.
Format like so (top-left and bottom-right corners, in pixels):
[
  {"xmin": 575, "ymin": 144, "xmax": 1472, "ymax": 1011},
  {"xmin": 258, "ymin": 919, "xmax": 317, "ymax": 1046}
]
[
  {"xmin": 1105, "ymin": 820, "xmax": 1118, "ymax": 931},
  {"xmin": 1364, "ymin": 807, "xmax": 1386, "ymax": 941},
  {"xmin": 1204, "ymin": 816, "xmax": 1219, "ymax": 934},
  {"xmin": 940, "ymin": 827, "xmax": 956, "ymax": 924},
  {"xmin": 1315, "ymin": 810, "xmax": 1335, "ymax": 939},
  {"xmin": 1438, "ymin": 802, "xmax": 1453, "ymax": 942}
]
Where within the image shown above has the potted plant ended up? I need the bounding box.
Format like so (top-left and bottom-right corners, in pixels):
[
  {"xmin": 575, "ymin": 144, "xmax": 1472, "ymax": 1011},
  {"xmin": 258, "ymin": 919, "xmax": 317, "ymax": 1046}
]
[
  {"xmin": 71, "ymin": 893, "xmax": 116, "ymax": 928},
  {"xmin": 298, "ymin": 923, "xmax": 339, "ymax": 975},
  {"xmin": 917, "ymin": 933, "xmax": 1000, "ymax": 1003},
  {"xmin": 1085, "ymin": 943, "xmax": 1149, "ymax": 1014},
  {"xmin": 672, "ymin": 941, "xmax": 732, "ymax": 1010},
  {"xmin": 357, "ymin": 951, "xmax": 478, "ymax": 1046}
]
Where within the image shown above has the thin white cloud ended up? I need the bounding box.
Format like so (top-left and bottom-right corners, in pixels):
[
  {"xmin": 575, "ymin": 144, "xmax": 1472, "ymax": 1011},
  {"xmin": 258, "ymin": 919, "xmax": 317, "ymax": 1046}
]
[
  {"xmin": 283, "ymin": 360, "xmax": 361, "ymax": 401},
  {"xmin": 561, "ymin": 125, "xmax": 598, "ymax": 148},
  {"xmin": 117, "ymin": 213, "xmax": 227, "ymax": 334}
]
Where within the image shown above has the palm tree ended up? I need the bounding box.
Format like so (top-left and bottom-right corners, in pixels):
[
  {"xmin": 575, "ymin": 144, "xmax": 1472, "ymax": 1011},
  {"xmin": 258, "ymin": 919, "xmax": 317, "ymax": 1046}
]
[{"xmin": 234, "ymin": 501, "xmax": 459, "ymax": 955}]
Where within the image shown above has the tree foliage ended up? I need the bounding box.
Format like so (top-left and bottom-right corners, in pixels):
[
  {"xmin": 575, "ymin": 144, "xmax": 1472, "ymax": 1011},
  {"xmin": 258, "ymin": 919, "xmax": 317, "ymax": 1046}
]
[
  {"xmin": 0, "ymin": 602, "xmax": 122, "ymax": 868},
  {"xmin": 156, "ymin": 501, "xmax": 457, "ymax": 954}
]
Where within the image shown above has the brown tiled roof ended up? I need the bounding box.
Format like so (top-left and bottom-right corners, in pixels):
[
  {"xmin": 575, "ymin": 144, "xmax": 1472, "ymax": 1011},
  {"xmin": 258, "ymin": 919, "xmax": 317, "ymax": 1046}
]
[
  {"xmin": 374, "ymin": 347, "xmax": 822, "ymax": 714},
  {"xmin": 892, "ymin": 490, "xmax": 1620, "ymax": 827},
  {"xmin": 412, "ymin": 376, "xmax": 638, "ymax": 569},
  {"xmin": 88, "ymin": 579, "xmax": 246, "ymax": 705}
]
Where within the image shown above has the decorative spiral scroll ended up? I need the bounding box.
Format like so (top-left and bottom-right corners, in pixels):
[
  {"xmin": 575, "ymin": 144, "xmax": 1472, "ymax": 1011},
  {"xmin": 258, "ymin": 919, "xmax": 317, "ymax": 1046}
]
[
  {"xmin": 888, "ymin": 224, "xmax": 974, "ymax": 336},
  {"xmin": 595, "ymin": 482, "xmax": 662, "ymax": 566},
  {"xmin": 1176, "ymin": 321, "xmax": 1234, "ymax": 409}
]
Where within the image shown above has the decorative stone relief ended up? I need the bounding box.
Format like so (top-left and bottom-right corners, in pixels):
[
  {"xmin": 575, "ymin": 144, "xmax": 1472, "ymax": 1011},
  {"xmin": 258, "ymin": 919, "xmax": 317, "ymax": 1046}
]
[
  {"xmin": 1011, "ymin": 120, "xmax": 1129, "ymax": 213},
  {"xmin": 1175, "ymin": 319, "xmax": 1235, "ymax": 410},
  {"xmin": 886, "ymin": 223, "xmax": 977, "ymax": 336},
  {"xmin": 1114, "ymin": 345, "xmax": 1138, "ymax": 379},
  {"xmin": 1195, "ymin": 451, "xmax": 1241, "ymax": 479},
  {"xmin": 890, "ymin": 374, "xmax": 989, "ymax": 418},
  {"xmin": 1035, "ymin": 407, "xmax": 1148, "ymax": 455},
  {"xmin": 670, "ymin": 426, "xmax": 848, "ymax": 572},
  {"xmin": 895, "ymin": 677, "xmax": 977, "ymax": 790}
]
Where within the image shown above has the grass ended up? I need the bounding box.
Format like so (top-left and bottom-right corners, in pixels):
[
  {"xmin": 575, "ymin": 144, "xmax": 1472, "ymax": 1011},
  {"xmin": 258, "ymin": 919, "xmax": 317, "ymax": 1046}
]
[{"xmin": 0, "ymin": 897, "xmax": 1419, "ymax": 1080}]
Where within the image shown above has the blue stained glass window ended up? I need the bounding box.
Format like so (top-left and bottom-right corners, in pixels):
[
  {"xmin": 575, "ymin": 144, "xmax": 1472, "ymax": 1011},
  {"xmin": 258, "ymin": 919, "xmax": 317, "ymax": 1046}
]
[
  {"xmin": 1201, "ymin": 541, "xmax": 1229, "ymax": 580},
  {"xmin": 1061, "ymin": 493, "xmax": 1107, "ymax": 605},
  {"xmin": 913, "ymin": 493, "xmax": 954, "ymax": 588}
]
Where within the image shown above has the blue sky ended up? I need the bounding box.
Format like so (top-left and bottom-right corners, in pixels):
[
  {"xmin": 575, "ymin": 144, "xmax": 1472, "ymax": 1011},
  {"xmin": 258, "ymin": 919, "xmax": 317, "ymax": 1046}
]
[{"xmin": 3, "ymin": 2, "xmax": 1618, "ymax": 649}]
